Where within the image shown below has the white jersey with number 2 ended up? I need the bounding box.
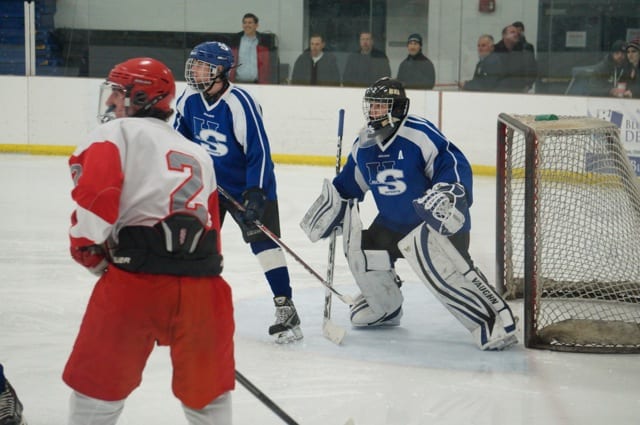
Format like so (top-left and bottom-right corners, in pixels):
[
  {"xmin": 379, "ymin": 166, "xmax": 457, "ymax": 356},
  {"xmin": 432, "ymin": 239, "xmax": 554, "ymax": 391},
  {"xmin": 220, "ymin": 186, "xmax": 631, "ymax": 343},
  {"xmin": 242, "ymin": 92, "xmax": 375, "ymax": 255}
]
[{"xmin": 68, "ymin": 117, "xmax": 220, "ymax": 251}]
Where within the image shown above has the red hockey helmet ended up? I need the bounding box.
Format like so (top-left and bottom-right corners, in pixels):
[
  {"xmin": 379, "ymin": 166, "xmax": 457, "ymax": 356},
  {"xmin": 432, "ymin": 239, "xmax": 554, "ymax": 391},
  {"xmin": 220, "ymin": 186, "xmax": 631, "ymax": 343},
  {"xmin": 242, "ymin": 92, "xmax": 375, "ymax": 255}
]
[{"xmin": 98, "ymin": 57, "xmax": 175, "ymax": 122}]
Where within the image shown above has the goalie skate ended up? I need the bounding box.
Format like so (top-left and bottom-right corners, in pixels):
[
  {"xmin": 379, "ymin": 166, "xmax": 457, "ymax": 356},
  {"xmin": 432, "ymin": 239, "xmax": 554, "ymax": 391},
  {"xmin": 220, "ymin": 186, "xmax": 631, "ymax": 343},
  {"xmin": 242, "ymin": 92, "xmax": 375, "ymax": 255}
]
[{"xmin": 269, "ymin": 296, "xmax": 304, "ymax": 344}]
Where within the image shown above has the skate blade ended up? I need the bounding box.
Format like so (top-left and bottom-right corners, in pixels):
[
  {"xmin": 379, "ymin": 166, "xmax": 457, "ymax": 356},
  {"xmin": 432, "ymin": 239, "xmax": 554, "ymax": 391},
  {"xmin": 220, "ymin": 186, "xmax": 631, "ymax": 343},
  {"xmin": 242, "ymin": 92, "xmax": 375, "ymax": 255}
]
[{"xmin": 274, "ymin": 326, "xmax": 304, "ymax": 344}]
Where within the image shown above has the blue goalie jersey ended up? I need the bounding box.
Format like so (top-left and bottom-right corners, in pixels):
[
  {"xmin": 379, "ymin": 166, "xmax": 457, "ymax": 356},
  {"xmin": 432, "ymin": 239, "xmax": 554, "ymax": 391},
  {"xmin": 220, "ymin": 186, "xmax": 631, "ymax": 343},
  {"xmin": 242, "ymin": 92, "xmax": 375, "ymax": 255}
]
[
  {"xmin": 333, "ymin": 115, "xmax": 474, "ymax": 234},
  {"xmin": 173, "ymin": 84, "xmax": 278, "ymax": 201}
]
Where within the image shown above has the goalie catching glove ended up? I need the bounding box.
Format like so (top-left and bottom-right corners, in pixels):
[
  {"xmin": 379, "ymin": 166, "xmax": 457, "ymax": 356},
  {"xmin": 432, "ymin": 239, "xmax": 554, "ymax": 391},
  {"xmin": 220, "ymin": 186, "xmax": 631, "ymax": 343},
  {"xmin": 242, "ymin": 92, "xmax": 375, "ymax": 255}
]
[{"xmin": 413, "ymin": 182, "xmax": 467, "ymax": 236}]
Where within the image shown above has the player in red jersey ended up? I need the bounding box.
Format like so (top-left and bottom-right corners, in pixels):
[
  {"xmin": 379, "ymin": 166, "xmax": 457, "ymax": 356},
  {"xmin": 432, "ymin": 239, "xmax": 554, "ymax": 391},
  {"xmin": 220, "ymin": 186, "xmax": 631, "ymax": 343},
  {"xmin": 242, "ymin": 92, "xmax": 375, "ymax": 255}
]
[{"xmin": 64, "ymin": 57, "xmax": 235, "ymax": 424}]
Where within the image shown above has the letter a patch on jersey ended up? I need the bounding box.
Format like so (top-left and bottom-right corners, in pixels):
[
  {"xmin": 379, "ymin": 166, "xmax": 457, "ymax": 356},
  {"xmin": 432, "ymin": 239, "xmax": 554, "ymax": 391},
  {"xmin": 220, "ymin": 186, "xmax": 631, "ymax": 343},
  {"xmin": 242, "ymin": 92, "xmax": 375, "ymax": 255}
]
[{"xmin": 398, "ymin": 150, "xmax": 404, "ymax": 160}]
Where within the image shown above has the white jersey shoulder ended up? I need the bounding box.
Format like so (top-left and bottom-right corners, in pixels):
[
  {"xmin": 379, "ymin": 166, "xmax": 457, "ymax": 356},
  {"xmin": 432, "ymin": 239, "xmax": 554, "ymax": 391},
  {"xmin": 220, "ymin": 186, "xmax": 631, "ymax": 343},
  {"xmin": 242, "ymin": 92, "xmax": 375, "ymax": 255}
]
[{"xmin": 97, "ymin": 118, "xmax": 216, "ymax": 232}]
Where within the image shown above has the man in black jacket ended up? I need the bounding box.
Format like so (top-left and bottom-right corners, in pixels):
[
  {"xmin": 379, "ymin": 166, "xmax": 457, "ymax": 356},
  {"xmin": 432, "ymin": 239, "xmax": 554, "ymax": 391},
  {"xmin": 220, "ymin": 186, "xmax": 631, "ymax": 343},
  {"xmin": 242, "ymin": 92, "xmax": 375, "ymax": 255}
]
[
  {"xmin": 512, "ymin": 21, "xmax": 535, "ymax": 54},
  {"xmin": 291, "ymin": 34, "xmax": 340, "ymax": 86},
  {"xmin": 494, "ymin": 25, "xmax": 537, "ymax": 93},
  {"xmin": 397, "ymin": 33, "xmax": 435, "ymax": 90},
  {"xmin": 342, "ymin": 31, "xmax": 391, "ymax": 87},
  {"xmin": 460, "ymin": 34, "xmax": 503, "ymax": 92}
]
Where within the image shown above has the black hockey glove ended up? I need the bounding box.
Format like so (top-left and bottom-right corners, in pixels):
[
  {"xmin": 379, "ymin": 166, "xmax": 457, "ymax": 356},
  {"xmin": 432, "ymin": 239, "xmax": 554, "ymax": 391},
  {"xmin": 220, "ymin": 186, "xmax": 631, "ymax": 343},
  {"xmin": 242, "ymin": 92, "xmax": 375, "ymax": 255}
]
[{"xmin": 241, "ymin": 187, "xmax": 267, "ymax": 224}]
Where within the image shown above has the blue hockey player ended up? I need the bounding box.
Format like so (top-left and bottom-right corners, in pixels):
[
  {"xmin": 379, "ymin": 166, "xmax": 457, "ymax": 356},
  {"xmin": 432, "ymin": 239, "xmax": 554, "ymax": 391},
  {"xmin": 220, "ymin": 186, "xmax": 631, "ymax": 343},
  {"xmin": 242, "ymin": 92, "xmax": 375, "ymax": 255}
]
[
  {"xmin": 301, "ymin": 77, "xmax": 517, "ymax": 350},
  {"xmin": 173, "ymin": 41, "xmax": 302, "ymax": 343}
]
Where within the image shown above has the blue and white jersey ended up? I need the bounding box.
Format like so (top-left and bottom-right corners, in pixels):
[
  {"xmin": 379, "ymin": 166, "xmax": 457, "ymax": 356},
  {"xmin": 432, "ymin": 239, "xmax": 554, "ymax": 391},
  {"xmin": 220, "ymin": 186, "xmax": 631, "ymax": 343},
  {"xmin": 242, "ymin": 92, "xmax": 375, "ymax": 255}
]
[
  {"xmin": 173, "ymin": 83, "xmax": 277, "ymax": 201},
  {"xmin": 334, "ymin": 114, "xmax": 473, "ymax": 234}
]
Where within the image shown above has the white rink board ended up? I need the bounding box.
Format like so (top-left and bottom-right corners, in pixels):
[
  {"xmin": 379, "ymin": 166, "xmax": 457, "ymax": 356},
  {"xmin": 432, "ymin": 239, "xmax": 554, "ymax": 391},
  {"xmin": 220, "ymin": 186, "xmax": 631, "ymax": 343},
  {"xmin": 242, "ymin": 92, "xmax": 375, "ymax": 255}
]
[{"xmin": 1, "ymin": 75, "xmax": 639, "ymax": 169}]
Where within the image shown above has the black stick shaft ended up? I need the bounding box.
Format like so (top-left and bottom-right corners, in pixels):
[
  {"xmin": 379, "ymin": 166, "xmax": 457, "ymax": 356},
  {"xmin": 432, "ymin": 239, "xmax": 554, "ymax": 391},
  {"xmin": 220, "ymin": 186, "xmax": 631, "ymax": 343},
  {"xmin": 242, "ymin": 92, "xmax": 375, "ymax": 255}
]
[
  {"xmin": 216, "ymin": 185, "xmax": 353, "ymax": 305},
  {"xmin": 236, "ymin": 370, "xmax": 300, "ymax": 425}
]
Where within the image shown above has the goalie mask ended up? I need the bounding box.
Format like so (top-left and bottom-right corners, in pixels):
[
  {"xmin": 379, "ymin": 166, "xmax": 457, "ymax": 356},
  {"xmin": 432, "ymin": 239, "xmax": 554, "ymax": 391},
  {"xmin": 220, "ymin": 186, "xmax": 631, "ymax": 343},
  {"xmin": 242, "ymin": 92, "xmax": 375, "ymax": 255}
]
[
  {"xmin": 362, "ymin": 77, "xmax": 410, "ymax": 131},
  {"xmin": 98, "ymin": 57, "xmax": 175, "ymax": 123},
  {"xmin": 185, "ymin": 41, "xmax": 235, "ymax": 92}
]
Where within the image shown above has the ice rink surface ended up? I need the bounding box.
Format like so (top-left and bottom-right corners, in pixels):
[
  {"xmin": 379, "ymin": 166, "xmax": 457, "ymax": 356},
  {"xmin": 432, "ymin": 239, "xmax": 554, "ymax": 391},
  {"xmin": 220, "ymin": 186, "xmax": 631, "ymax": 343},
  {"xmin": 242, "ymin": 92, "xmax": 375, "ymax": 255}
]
[{"xmin": 1, "ymin": 154, "xmax": 638, "ymax": 425}]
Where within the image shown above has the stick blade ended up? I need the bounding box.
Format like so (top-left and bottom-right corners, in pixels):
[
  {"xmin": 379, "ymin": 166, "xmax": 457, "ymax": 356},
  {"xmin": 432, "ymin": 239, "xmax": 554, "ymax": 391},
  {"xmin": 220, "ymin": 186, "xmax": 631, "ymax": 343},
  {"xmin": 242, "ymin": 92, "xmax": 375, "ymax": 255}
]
[{"xmin": 322, "ymin": 319, "xmax": 347, "ymax": 345}]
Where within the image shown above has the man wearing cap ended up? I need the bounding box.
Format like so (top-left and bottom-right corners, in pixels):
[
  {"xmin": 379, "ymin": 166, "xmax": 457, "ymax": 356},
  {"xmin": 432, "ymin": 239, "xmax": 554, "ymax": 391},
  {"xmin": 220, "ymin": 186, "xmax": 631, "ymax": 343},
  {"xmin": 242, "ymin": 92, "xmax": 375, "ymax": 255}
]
[
  {"xmin": 587, "ymin": 40, "xmax": 634, "ymax": 97},
  {"xmin": 397, "ymin": 33, "xmax": 436, "ymax": 90},
  {"xmin": 342, "ymin": 31, "xmax": 391, "ymax": 87}
]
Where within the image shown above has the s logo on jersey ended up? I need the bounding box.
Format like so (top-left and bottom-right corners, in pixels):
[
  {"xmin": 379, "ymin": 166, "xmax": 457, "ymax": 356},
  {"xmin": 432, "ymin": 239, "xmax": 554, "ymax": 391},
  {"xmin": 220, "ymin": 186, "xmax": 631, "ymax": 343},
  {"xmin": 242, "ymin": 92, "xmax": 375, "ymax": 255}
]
[
  {"xmin": 365, "ymin": 161, "xmax": 407, "ymax": 196},
  {"xmin": 194, "ymin": 117, "xmax": 228, "ymax": 157}
]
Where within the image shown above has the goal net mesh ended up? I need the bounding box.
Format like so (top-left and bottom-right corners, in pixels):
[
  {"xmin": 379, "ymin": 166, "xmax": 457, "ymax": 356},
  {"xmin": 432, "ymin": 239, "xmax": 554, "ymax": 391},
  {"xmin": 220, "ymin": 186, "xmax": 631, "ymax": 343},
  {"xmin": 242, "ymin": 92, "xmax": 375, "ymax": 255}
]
[{"xmin": 499, "ymin": 114, "xmax": 640, "ymax": 353}]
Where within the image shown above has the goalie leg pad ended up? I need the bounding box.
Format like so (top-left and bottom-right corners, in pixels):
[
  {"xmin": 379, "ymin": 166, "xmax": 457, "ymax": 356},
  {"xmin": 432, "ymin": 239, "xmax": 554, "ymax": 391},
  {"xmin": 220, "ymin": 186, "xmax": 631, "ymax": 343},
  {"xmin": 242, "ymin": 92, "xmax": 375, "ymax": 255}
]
[
  {"xmin": 300, "ymin": 179, "xmax": 347, "ymax": 242},
  {"xmin": 343, "ymin": 202, "xmax": 403, "ymax": 327},
  {"xmin": 398, "ymin": 224, "xmax": 517, "ymax": 350}
]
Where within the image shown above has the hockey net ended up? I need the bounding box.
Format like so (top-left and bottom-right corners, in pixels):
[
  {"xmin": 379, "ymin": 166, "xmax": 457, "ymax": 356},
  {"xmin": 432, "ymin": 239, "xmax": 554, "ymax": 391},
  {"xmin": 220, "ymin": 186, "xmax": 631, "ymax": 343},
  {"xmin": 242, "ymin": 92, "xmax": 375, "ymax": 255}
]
[{"xmin": 496, "ymin": 114, "xmax": 640, "ymax": 353}]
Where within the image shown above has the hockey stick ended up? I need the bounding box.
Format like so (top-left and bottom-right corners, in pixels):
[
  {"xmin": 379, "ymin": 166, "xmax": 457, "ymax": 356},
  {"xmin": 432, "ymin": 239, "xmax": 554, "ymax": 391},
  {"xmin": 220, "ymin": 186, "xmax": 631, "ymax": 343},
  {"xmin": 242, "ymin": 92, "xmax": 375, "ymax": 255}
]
[
  {"xmin": 237, "ymin": 370, "xmax": 356, "ymax": 425},
  {"xmin": 217, "ymin": 186, "xmax": 355, "ymax": 306},
  {"xmin": 236, "ymin": 370, "xmax": 300, "ymax": 425},
  {"xmin": 322, "ymin": 109, "xmax": 347, "ymax": 345}
]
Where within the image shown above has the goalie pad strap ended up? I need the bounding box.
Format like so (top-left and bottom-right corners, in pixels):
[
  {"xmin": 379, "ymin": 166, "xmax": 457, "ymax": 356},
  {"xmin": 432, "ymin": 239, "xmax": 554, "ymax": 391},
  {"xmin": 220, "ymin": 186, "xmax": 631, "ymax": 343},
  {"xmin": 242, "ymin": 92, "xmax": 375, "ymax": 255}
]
[
  {"xmin": 343, "ymin": 202, "xmax": 403, "ymax": 315},
  {"xmin": 300, "ymin": 179, "xmax": 346, "ymax": 242}
]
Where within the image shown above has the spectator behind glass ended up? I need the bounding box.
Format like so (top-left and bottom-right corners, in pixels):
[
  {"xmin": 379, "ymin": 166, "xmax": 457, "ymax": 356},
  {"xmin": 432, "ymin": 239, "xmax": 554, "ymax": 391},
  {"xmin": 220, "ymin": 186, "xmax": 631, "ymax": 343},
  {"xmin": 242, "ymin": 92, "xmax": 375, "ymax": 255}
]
[
  {"xmin": 587, "ymin": 40, "xmax": 634, "ymax": 98},
  {"xmin": 624, "ymin": 39, "xmax": 640, "ymax": 98},
  {"xmin": 512, "ymin": 21, "xmax": 535, "ymax": 54},
  {"xmin": 396, "ymin": 33, "xmax": 435, "ymax": 89},
  {"xmin": 493, "ymin": 25, "xmax": 537, "ymax": 93},
  {"xmin": 291, "ymin": 34, "xmax": 341, "ymax": 86},
  {"xmin": 229, "ymin": 13, "xmax": 278, "ymax": 84},
  {"xmin": 459, "ymin": 34, "xmax": 503, "ymax": 92},
  {"xmin": 342, "ymin": 31, "xmax": 391, "ymax": 87}
]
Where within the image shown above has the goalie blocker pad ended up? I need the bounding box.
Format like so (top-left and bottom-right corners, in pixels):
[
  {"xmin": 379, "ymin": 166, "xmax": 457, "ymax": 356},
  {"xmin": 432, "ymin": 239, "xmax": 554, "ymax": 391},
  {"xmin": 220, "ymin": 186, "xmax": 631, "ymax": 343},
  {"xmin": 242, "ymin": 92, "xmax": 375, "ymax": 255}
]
[
  {"xmin": 398, "ymin": 224, "xmax": 517, "ymax": 350},
  {"xmin": 300, "ymin": 179, "xmax": 346, "ymax": 242}
]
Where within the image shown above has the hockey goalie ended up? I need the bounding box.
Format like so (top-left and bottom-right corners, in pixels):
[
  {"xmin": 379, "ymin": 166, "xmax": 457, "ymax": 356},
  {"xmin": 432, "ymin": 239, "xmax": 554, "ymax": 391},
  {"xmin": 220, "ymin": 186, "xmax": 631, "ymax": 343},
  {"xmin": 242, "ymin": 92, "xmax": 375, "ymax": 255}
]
[{"xmin": 300, "ymin": 77, "xmax": 517, "ymax": 350}]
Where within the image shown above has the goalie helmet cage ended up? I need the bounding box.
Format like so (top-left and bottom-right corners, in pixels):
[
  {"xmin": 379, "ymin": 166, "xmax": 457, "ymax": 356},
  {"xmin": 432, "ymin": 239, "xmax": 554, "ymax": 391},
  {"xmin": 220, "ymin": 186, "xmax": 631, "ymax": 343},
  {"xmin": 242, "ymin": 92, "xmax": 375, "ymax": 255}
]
[{"xmin": 496, "ymin": 113, "xmax": 640, "ymax": 353}]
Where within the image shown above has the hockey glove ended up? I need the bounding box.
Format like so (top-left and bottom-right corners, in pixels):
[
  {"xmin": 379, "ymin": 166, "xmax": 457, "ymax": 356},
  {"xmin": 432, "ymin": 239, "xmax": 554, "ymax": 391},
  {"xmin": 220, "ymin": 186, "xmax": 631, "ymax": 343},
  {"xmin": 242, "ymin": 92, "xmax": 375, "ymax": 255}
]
[
  {"xmin": 70, "ymin": 244, "xmax": 108, "ymax": 276},
  {"xmin": 413, "ymin": 182, "xmax": 467, "ymax": 236},
  {"xmin": 241, "ymin": 187, "xmax": 267, "ymax": 224}
]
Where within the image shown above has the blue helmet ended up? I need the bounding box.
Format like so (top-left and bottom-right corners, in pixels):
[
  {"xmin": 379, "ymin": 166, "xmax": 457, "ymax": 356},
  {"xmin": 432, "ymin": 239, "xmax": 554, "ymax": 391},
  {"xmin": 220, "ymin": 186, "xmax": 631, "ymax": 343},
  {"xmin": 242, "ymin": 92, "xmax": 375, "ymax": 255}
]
[{"xmin": 185, "ymin": 41, "xmax": 235, "ymax": 92}]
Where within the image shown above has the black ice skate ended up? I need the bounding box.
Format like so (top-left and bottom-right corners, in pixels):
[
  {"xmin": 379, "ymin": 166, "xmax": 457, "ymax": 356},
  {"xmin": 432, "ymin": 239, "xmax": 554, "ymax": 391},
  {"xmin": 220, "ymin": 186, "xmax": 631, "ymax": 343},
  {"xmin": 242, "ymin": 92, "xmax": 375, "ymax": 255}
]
[
  {"xmin": 269, "ymin": 296, "xmax": 303, "ymax": 343},
  {"xmin": 0, "ymin": 379, "xmax": 26, "ymax": 425}
]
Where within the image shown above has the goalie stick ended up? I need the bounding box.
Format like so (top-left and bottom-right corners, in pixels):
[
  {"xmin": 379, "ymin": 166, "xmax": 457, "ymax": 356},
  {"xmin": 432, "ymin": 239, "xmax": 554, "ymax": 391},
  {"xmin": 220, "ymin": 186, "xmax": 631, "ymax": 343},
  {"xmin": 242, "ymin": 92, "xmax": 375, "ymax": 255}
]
[
  {"xmin": 322, "ymin": 108, "xmax": 347, "ymax": 345},
  {"xmin": 217, "ymin": 186, "xmax": 355, "ymax": 306}
]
